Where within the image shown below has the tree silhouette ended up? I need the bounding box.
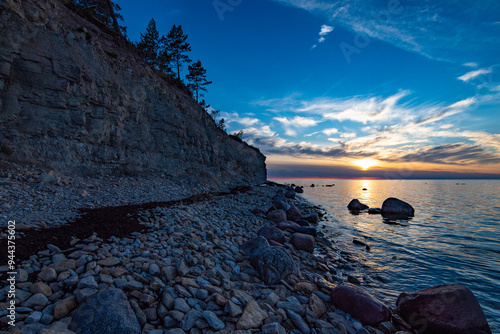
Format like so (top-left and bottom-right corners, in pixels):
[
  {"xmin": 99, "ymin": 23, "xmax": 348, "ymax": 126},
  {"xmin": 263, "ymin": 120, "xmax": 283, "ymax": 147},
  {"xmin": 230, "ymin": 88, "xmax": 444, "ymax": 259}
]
[
  {"xmin": 186, "ymin": 60, "xmax": 212, "ymax": 102},
  {"xmin": 165, "ymin": 24, "xmax": 192, "ymax": 79},
  {"xmin": 136, "ymin": 19, "xmax": 160, "ymax": 67}
]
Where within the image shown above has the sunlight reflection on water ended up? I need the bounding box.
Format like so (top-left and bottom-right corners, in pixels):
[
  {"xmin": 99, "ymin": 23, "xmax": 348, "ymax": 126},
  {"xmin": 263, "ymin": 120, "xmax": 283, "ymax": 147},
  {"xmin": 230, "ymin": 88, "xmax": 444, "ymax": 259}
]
[{"xmin": 286, "ymin": 179, "xmax": 500, "ymax": 332}]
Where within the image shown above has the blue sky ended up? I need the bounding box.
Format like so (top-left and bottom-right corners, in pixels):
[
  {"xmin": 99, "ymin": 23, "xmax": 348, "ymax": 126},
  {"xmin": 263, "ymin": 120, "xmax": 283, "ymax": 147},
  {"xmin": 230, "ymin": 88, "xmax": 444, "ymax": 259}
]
[{"xmin": 116, "ymin": 0, "xmax": 500, "ymax": 179}]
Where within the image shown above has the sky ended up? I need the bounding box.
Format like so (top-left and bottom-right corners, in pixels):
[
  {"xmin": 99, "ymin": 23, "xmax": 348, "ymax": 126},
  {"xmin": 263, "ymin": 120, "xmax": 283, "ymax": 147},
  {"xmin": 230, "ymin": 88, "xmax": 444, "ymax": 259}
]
[{"xmin": 115, "ymin": 0, "xmax": 500, "ymax": 179}]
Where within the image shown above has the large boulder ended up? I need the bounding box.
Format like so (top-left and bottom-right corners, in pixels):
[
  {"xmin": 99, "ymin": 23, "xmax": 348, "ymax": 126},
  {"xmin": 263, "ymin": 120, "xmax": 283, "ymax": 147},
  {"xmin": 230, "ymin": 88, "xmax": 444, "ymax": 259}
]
[
  {"xmin": 258, "ymin": 226, "xmax": 286, "ymax": 244},
  {"xmin": 347, "ymin": 199, "xmax": 369, "ymax": 211},
  {"xmin": 250, "ymin": 246, "xmax": 297, "ymax": 285},
  {"xmin": 396, "ymin": 284, "xmax": 492, "ymax": 334},
  {"xmin": 240, "ymin": 236, "xmax": 269, "ymax": 256},
  {"xmin": 290, "ymin": 233, "xmax": 315, "ymax": 253},
  {"xmin": 267, "ymin": 209, "xmax": 287, "ymax": 224},
  {"xmin": 330, "ymin": 282, "xmax": 391, "ymax": 326},
  {"xmin": 69, "ymin": 288, "xmax": 141, "ymax": 334},
  {"xmin": 286, "ymin": 204, "xmax": 302, "ymax": 221},
  {"xmin": 381, "ymin": 198, "xmax": 414, "ymax": 217},
  {"xmin": 295, "ymin": 186, "xmax": 304, "ymax": 194}
]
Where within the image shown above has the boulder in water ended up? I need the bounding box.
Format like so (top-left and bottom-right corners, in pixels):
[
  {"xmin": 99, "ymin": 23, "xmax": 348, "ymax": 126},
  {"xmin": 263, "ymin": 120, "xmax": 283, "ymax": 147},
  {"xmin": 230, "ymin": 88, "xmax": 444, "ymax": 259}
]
[
  {"xmin": 347, "ymin": 199, "xmax": 369, "ymax": 211},
  {"xmin": 381, "ymin": 197, "xmax": 414, "ymax": 217},
  {"xmin": 396, "ymin": 284, "xmax": 492, "ymax": 334},
  {"xmin": 295, "ymin": 186, "xmax": 304, "ymax": 193}
]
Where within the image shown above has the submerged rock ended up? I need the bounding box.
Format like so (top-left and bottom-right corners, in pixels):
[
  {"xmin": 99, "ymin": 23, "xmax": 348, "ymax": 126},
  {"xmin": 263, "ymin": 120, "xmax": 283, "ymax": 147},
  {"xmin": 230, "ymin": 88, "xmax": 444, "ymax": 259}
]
[
  {"xmin": 250, "ymin": 246, "xmax": 297, "ymax": 285},
  {"xmin": 396, "ymin": 284, "xmax": 492, "ymax": 334},
  {"xmin": 330, "ymin": 282, "xmax": 391, "ymax": 326},
  {"xmin": 381, "ymin": 197, "xmax": 414, "ymax": 217},
  {"xmin": 347, "ymin": 199, "xmax": 369, "ymax": 212}
]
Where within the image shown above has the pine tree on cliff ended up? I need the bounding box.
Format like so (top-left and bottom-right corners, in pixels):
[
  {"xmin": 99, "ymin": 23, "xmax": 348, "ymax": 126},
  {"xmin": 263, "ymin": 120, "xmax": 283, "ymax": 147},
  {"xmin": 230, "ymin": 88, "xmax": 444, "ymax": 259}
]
[
  {"xmin": 186, "ymin": 60, "xmax": 212, "ymax": 102},
  {"xmin": 136, "ymin": 19, "xmax": 160, "ymax": 66},
  {"xmin": 165, "ymin": 24, "xmax": 192, "ymax": 79}
]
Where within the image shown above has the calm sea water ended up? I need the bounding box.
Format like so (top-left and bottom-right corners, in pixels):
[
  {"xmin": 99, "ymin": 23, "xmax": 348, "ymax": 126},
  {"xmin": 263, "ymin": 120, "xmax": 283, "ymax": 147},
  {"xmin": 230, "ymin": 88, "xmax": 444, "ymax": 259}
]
[{"xmin": 285, "ymin": 179, "xmax": 500, "ymax": 332}]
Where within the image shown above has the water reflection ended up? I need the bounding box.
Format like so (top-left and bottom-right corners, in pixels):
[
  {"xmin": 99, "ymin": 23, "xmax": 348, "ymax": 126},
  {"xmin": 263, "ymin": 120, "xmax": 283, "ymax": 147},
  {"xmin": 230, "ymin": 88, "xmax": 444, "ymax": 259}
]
[{"xmin": 288, "ymin": 179, "xmax": 500, "ymax": 332}]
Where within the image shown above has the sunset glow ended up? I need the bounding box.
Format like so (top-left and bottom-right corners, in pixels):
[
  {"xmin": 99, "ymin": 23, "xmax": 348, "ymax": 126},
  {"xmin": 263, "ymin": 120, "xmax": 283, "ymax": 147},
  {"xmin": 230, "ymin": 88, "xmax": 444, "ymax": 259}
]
[{"xmin": 353, "ymin": 159, "xmax": 379, "ymax": 171}]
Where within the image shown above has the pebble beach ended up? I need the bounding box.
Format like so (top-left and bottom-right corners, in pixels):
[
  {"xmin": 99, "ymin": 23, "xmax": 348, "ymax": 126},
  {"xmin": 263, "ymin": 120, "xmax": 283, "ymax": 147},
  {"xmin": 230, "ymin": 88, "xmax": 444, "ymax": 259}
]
[{"xmin": 0, "ymin": 162, "xmax": 491, "ymax": 334}]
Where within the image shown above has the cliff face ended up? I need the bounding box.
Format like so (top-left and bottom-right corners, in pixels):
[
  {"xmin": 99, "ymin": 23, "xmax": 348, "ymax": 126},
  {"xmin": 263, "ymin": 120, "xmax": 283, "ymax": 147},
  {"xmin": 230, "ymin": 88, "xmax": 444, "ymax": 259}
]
[{"xmin": 0, "ymin": 0, "xmax": 266, "ymax": 187}]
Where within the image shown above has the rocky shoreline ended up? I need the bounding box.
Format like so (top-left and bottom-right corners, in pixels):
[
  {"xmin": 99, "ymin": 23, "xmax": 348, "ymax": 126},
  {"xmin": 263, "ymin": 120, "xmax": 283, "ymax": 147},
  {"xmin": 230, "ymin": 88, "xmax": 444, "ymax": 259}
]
[{"xmin": 0, "ymin": 166, "xmax": 492, "ymax": 334}]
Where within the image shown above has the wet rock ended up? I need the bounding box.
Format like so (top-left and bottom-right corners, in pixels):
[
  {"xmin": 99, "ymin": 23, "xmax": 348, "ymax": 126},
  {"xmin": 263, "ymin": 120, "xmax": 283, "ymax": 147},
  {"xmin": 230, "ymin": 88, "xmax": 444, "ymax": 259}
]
[
  {"xmin": 69, "ymin": 288, "xmax": 141, "ymax": 333},
  {"xmin": 236, "ymin": 299, "xmax": 269, "ymax": 330},
  {"xmin": 240, "ymin": 236, "xmax": 269, "ymax": 256},
  {"xmin": 331, "ymin": 282, "xmax": 391, "ymax": 326},
  {"xmin": 250, "ymin": 246, "xmax": 297, "ymax": 285},
  {"xmin": 295, "ymin": 219, "xmax": 310, "ymax": 227},
  {"xmin": 368, "ymin": 208, "xmax": 382, "ymax": 214},
  {"xmin": 295, "ymin": 226, "xmax": 317, "ymax": 237},
  {"xmin": 286, "ymin": 204, "xmax": 302, "ymax": 221},
  {"xmin": 290, "ymin": 233, "xmax": 315, "ymax": 253},
  {"xmin": 258, "ymin": 226, "xmax": 286, "ymax": 244},
  {"xmin": 396, "ymin": 284, "xmax": 492, "ymax": 334},
  {"xmin": 347, "ymin": 199, "xmax": 369, "ymax": 212},
  {"xmin": 303, "ymin": 212, "xmax": 319, "ymax": 225},
  {"xmin": 267, "ymin": 209, "xmax": 287, "ymax": 224},
  {"xmin": 381, "ymin": 198, "xmax": 414, "ymax": 217}
]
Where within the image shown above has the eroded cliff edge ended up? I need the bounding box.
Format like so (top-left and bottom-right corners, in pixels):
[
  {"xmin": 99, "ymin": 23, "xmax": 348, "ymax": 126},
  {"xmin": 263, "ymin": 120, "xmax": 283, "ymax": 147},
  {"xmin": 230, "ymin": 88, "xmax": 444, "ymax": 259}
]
[{"xmin": 0, "ymin": 0, "xmax": 266, "ymax": 188}]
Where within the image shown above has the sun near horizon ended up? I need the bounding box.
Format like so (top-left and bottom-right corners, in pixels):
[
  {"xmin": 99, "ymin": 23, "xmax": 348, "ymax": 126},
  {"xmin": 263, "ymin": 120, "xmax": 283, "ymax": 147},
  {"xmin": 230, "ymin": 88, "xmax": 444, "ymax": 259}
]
[{"xmin": 353, "ymin": 158, "xmax": 379, "ymax": 171}]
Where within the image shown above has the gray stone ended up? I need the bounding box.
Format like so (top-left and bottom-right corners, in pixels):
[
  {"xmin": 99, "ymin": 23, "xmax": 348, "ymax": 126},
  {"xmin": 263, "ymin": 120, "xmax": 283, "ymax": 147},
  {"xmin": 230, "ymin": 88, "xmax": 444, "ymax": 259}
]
[
  {"xmin": 286, "ymin": 310, "xmax": 310, "ymax": 334},
  {"xmin": 23, "ymin": 293, "xmax": 49, "ymax": 308},
  {"xmin": 78, "ymin": 276, "xmax": 98, "ymax": 289},
  {"xmin": 202, "ymin": 310, "xmax": 225, "ymax": 330},
  {"xmin": 69, "ymin": 288, "xmax": 141, "ymax": 334},
  {"xmin": 262, "ymin": 322, "xmax": 287, "ymax": 334},
  {"xmin": 240, "ymin": 236, "xmax": 269, "ymax": 256},
  {"xmin": 174, "ymin": 298, "xmax": 191, "ymax": 313},
  {"xmin": 180, "ymin": 309, "xmax": 202, "ymax": 331}
]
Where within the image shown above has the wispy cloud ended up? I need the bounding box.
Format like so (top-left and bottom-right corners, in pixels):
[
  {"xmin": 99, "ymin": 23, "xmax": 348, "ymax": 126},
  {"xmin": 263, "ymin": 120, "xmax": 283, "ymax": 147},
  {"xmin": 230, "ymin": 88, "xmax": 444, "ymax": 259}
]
[
  {"xmin": 458, "ymin": 68, "xmax": 492, "ymax": 82},
  {"xmin": 463, "ymin": 62, "xmax": 479, "ymax": 68},
  {"xmin": 270, "ymin": 0, "xmax": 500, "ymax": 62}
]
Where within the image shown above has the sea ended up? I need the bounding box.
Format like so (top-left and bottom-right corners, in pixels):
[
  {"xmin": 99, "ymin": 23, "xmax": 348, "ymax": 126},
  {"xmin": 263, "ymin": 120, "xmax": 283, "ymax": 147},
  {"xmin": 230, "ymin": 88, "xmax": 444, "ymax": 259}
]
[{"xmin": 283, "ymin": 179, "xmax": 500, "ymax": 332}]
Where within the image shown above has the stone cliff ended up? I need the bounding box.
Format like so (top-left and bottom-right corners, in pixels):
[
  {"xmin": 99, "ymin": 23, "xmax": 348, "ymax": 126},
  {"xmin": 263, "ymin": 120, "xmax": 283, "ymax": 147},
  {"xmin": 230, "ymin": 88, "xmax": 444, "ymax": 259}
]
[{"xmin": 0, "ymin": 0, "xmax": 266, "ymax": 187}]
